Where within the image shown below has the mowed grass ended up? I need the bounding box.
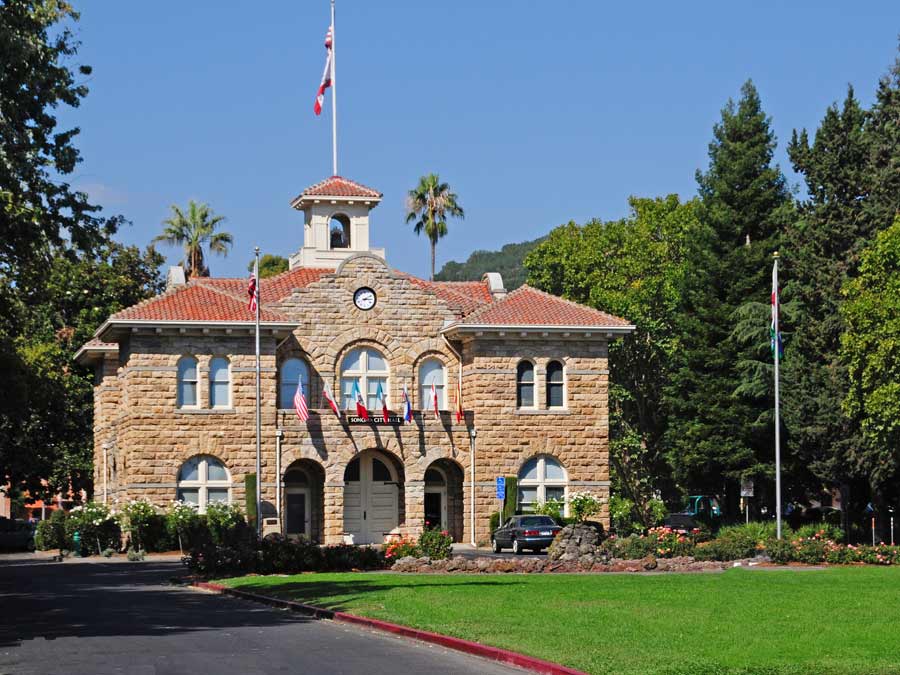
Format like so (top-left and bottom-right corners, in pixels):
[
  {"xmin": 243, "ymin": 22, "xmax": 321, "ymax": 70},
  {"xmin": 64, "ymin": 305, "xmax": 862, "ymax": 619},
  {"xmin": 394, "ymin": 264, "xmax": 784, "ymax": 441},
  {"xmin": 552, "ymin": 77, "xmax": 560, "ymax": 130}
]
[{"xmin": 222, "ymin": 567, "xmax": 900, "ymax": 675}]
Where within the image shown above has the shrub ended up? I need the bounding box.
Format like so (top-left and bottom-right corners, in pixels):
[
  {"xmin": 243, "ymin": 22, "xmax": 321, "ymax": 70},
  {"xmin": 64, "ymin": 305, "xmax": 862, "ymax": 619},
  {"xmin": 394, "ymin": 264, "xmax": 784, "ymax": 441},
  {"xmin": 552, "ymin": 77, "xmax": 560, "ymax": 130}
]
[
  {"xmin": 101, "ymin": 548, "xmax": 115, "ymax": 558},
  {"xmin": 35, "ymin": 510, "xmax": 67, "ymax": 551},
  {"xmin": 384, "ymin": 537, "xmax": 420, "ymax": 561},
  {"xmin": 569, "ymin": 492, "xmax": 602, "ymax": 523},
  {"xmin": 532, "ymin": 498, "xmax": 565, "ymax": 520},
  {"xmin": 489, "ymin": 512, "xmax": 501, "ymax": 533},
  {"xmin": 794, "ymin": 523, "xmax": 844, "ymax": 543},
  {"xmin": 647, "ymin": 526, "xmax": 695, "ymax": 558},
  {"xmin": 601, "ymin": 534, "xmax": 655, "ymax": 560},
  {"xmin": 766, "ymin": 537, "xmax": 794, "ymax": 564},
  {"xmin": 205, "ymin": 502, "xmax": 246, "ymax": 546},
  {"xmin": 166, "ymin": 501, "xmax": 201, "ymax": 552},
  {"xmin": 127, "ymin": 547, "xmax": 146, "ymax": 562},
  {"xmin": 120, "ymin": 498, "xmax": 158, "ymax": 551},
  {"xmin": 704, "ymin": 524, "xmax": 767, "ymax": 560},
  {"xmin": 419, "ymin": 528, "xmax": 452, "ymax": 560},
  {"xmin": 66, "ymin": 502, "xmax": 121, "ymax": 555},
  {"xmin": 259, "ymin": 535, "xmax": 321, "ymax": 573},
  {"xmin": 793, "ymin": 536, "xmax": 829, "ymax": 564}
]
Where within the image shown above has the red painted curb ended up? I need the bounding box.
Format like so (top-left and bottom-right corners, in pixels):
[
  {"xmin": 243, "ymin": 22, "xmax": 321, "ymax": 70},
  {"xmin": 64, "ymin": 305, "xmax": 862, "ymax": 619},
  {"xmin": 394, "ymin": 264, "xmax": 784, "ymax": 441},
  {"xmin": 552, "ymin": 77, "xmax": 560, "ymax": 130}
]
[{"xmin": 192, "ymin": 581, "xmax": 586, "ymax": 675}]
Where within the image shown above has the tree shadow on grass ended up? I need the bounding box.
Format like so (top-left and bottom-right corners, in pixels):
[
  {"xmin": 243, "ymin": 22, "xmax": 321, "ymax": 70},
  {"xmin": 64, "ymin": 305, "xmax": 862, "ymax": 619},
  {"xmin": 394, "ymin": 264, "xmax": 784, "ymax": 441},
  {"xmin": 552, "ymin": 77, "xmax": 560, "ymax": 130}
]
[{"xmin": 228, "ymin": 577, "xmax": 527, "ymax": 613}]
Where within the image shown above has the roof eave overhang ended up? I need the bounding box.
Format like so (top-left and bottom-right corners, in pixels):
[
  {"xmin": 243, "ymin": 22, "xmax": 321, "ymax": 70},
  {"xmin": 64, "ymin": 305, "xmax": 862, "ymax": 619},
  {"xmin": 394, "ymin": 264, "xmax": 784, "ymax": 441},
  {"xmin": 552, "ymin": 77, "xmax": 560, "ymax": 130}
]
[
  {"xmin": 290, "ymin": 194, "xmax": 383, "ymax": 210},
  {"xmin": 441, "ymin": 324, "xmax": 636, "ymax": 338},
  {"xmin": 73, "ymin": 344, "xmax": 118, "ymax": 366},
  {"xmin": 95, "ymin": 319, "xmax": 298, "ymax": 340}
]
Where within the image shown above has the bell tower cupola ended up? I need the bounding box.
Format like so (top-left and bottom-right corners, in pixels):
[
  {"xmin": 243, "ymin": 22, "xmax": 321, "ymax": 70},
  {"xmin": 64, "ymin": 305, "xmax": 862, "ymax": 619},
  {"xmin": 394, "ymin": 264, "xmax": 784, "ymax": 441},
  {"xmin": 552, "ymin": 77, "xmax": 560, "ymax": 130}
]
[{"xmin": 288, "ymin": 175, "xmax": 384, "ymax": 270}]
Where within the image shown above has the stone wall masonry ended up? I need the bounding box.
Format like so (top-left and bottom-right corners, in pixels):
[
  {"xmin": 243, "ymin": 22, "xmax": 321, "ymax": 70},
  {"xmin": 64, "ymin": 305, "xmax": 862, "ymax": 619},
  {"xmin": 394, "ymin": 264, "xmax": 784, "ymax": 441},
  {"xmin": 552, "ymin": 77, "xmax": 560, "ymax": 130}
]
[{"xmin": 94, "ymin": 254, "xmax": 613, "ymax": 545}]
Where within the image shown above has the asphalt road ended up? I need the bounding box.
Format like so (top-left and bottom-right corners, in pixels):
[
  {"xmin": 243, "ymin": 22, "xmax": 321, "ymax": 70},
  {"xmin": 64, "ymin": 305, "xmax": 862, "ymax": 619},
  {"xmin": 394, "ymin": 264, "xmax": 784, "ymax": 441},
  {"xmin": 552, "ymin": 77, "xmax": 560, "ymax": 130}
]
[{"xmin": 0, "ymin": 555, "xmax": 526, "ymax": 675}]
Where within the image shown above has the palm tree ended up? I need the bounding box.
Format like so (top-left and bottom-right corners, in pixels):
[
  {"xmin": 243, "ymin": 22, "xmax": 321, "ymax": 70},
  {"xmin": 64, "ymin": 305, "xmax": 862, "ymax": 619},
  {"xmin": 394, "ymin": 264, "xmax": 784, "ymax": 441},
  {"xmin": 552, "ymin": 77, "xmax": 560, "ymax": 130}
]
[
  {"xmin": 405, "ymin": 173, "xmax": 464, "ymax": 280},
  {"xmin": 154, "ymin": 201, "xmax": 232, "ymax": 278}
]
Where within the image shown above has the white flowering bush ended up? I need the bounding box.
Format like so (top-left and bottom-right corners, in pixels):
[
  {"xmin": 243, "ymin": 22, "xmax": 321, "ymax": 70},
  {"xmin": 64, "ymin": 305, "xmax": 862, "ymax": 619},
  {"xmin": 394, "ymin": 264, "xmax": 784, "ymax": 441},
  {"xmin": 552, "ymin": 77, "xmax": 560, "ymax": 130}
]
[
  {"xmin": 121, "ymin": 498, "xmax": 158, "ymax": 551},
  {"xmin": 205, "ymin": 502, "xmax": 246, "ymax": 545},
  {"xmin": 166, "ymin": 500, "xmax": 200, "ymax": 552},
  {"xmin": 65, "ymin": 501, "xmax": 121, "ymax": 555},
  {"xmin": 568, "ymin": 492, "xmax": 602, "ymax": 523}
]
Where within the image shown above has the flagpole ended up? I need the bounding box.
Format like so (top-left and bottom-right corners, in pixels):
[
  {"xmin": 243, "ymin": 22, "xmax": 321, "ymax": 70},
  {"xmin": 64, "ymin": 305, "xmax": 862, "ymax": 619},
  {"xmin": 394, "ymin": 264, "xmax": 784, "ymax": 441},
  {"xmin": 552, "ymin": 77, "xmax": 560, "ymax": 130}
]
[
  {"xmin": 254, "ymin": 247, "xmax": 262, "ymax": 539},
  {"xmin": 330, "ymin": 0, "xmax": 338, "ymax": 176},
  {"xmin": 773, "ymin": 252, "xmax": 783, "ymax": 540}
]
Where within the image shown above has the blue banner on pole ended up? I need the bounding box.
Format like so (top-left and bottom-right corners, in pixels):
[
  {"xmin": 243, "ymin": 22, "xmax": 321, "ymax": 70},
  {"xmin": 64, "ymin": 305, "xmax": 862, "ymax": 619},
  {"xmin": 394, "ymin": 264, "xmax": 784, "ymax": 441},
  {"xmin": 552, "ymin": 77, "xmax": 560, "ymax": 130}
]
[{"xmin": 496, "ymin": 476, "xmax": 506, "ymax": 500}]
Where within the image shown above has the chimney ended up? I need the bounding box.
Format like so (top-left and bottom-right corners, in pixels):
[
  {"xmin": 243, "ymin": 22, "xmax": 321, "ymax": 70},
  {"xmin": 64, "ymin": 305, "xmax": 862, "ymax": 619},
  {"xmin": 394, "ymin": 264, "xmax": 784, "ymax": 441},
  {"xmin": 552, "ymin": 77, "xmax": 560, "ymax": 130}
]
[
  {"xmin": 166, "ymin": 266, "xmax": 186, "ymax": 290},
  {"xmin": 482, "ymin": 272, "xmax": 507, "ymax": 300}
]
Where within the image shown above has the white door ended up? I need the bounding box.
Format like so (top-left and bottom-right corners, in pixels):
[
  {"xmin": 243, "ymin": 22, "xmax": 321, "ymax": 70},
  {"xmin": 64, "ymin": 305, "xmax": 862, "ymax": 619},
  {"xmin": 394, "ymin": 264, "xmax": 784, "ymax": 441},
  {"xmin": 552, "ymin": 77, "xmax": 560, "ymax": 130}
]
[{"xmin": 343, "ymin": 451, "xmax": 399, "ymax": 544}]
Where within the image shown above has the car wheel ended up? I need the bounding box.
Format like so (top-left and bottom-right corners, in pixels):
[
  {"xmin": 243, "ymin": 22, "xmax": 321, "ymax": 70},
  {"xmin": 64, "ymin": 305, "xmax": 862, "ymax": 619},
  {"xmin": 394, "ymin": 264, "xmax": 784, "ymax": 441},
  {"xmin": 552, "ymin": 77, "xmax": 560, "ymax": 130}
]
[
  {"xmin": 492, "ymin": 538, "xmax": 502, "ymax": 553},
  {"xmin": 512, "ymin": 538, "xmax": 522, "ymax": 555}
]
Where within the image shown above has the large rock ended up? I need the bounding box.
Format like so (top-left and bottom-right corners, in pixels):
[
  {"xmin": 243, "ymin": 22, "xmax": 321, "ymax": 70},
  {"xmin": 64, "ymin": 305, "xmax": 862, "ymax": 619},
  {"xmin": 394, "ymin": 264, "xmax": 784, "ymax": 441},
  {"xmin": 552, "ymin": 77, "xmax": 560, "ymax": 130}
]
[{"xmin": 547, "ymin": 521, "xmax": 606, "ymax": 563}]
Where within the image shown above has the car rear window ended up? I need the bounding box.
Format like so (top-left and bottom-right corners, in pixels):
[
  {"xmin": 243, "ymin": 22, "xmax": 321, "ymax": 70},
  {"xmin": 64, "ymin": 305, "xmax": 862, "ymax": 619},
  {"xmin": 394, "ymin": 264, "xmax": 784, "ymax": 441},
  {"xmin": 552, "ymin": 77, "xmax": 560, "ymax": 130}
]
[{"xmin": 519, "ymin": 516, "xmax": 556, "ymax": 527}]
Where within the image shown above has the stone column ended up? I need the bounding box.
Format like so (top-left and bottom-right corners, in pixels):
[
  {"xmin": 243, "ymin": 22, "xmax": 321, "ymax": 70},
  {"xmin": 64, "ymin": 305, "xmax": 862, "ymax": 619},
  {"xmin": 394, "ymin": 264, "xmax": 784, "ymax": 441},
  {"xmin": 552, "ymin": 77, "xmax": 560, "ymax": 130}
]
[
  {"xmin": 323, "ymin": 480, "xmax": 344, "ymax": 545},
  {"xmin": 405, "ymin": 480, "xmax": 425, "ymax": 539}
]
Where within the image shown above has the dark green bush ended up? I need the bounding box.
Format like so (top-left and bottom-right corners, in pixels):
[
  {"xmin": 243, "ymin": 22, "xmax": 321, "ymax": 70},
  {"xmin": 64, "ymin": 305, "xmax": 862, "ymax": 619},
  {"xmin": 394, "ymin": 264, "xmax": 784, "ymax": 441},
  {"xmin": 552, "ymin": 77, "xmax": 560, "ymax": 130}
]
[
  {"xmin": 419, "ymin": 527, "xmax": 452, "ymax": 560},
  {"xmin": 601, "ymin": 534, "xmax": 655, "ymax": 559},
  {"xmin": 489, "ymin": 512, "xmax": 500, "ymax": 532},
  {"xmin": 35, "ymin": 510, "xmax": 67, "ymax": 550},
  {"xmin": 765, "ymin": 537, "xmax": 794, "ymax": 564},
  {"xmin": 141, "ymin": 514, "xmax": 173, "ymax": 552}
]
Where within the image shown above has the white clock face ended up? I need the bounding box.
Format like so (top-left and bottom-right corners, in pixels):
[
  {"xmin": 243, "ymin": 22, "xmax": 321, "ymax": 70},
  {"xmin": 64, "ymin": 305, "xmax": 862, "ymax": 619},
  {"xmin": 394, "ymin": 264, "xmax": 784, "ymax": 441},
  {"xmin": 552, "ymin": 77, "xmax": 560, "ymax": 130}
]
[{"xmin": 353, "ymin": 287, "xmax": 376, "ymax": 310}]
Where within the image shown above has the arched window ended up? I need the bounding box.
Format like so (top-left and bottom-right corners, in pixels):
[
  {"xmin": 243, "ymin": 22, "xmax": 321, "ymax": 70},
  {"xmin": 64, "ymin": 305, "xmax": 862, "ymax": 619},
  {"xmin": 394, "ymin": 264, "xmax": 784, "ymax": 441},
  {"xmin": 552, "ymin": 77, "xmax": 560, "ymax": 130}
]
[
  {"xmin": 176, "ymin": 455, "xmax": 231, "ymax": 512},
  {"xmin": 340, "ymin": 347, "xmax": 388, "ymax": 411},
  {"xmin": 516, "ymin": 361, "xmax": 534, "ymax": 408},
  {"xmin": 280, "ymin": 358, "xmax": 310, "ymax": 409},
  {"xmin": 419, "ymin": 358, "xmax": 445, "ymax": 410},
  {"xmin": 518, "ymin": 455, "xmax": 567, "ymax": 512},
  {"xmin": 208, "ymin": 357, "xmax": 230, "ymax": 408},
  {"xmin": 546, "ymin": 360, "xmax": 565, "ymax": 408},
  {"xmin": 177, "ymin": 356, "xmax": 198, "ymax": 408},
  {"xmin": 329, "ymin": 214, "xmax": 351, "ymax": 249}
]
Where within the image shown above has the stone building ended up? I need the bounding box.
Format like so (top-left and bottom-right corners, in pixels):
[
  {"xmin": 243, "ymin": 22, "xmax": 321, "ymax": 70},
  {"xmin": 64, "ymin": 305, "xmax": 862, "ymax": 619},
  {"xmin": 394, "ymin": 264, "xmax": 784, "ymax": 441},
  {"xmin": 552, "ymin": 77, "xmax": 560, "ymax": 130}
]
[{"xmin": 75, "ymin": 176, "xmax": 634, "ymax": 545}]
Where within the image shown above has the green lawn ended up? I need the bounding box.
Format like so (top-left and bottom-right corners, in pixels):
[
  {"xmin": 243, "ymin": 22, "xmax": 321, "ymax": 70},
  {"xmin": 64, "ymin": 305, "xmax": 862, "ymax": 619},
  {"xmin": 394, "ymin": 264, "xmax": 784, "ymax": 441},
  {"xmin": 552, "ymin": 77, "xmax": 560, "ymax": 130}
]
[{"xmin": 222, "ymin": 567, "xmax": 900, "ymax": 675}]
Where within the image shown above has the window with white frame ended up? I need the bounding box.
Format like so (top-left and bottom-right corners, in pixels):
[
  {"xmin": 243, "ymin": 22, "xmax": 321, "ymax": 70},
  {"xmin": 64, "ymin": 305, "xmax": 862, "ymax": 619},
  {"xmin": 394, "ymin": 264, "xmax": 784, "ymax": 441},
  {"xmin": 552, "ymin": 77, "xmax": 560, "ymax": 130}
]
[
  {"xmin": 177, "ymin": 356, "xmax": 198, "ymax": 408},
  {"xmin": 340, "ymin": 347, "xmax": 388, "ymax": 411},
  {"xmin": 176, "ymin": 455, "xmax": 231, "ymax": 512},
  {"xmin": 419, "ymin": 358, "xmax": 445, "ymax": 410},
  {"xmin": 208, "ymin": 357, "xmax": 231, "ymax": 408},
  {"xmin": 279, "ymin": 358, "xmax": 310, "ymax": 409},
  {"xmin": 518, "ymin": 455, "xmax": 567, "ymax": 512},
  {"xmin": 546, "ymin": 360, "xmax": 565, "ymax": 408},
  {"xmin": 516, "ymin": 361, "xmax": 535, "ymax": 408}
]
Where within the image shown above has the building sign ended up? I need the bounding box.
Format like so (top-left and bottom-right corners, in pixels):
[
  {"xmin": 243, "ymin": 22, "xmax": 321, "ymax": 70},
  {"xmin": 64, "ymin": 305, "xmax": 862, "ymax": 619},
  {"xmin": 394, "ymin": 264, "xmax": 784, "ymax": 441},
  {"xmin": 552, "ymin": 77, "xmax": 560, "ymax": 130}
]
[
  {"xmin": 347, "ymin": 414, "xmax": 405, "ymax": 425},
  {"xmin": 740, "ymin": 479, "xmax": 754, "ymax": 498},
  {"xmin": 496, "ymin": 476, "xmax": 506, "ymax": 500}
]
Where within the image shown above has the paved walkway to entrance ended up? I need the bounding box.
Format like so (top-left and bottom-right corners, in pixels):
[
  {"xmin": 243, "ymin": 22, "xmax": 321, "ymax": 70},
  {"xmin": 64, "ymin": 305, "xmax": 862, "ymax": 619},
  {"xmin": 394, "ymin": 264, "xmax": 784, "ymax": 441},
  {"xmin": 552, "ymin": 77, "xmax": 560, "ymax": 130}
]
[{"xmin": 0, "ymin": 554, "xmax": 526, "ymax": 675}]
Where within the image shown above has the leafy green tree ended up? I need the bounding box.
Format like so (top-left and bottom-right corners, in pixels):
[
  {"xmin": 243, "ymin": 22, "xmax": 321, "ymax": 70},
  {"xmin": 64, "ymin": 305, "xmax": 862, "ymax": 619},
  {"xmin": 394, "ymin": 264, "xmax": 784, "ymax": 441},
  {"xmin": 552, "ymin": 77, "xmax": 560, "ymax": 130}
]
[
  {"xmin": 1, "ymin": 242, "xmax": 163, "ymax": 500},
  {"xmin": 436, "ymin": 238, "xmax": 545, "ymax": 289},
  {"xmin": 405, "ymin": 174, "xmax": 464, "ymax": 280},
  {"xmin": 526, "ymin": 195, "xmax": 701, "ymax": 523},
  {"xmin": 154, "ymin": 200, "xmax": 232, "ymax": 278},
  {"xmin": 840, "ymin": 216, "xmax": 900, "ymax": 504},
  {"xmin": 664, "ymin": 81, "xmax": 793, "ymax": 513},
  {"xmin": 0, "ymin": 0, "xmax": 110, "ymax": 274},
  {"xmin": 865, "ymin": 48, "xmax": 900, "ymax": 233},
  {"xmin": 247, "ymin": 254, "xmax": 289, "ymax": 279},
  {"xmin": 780, "ymin": 88, "xmax": 871, "ymax": 491}
]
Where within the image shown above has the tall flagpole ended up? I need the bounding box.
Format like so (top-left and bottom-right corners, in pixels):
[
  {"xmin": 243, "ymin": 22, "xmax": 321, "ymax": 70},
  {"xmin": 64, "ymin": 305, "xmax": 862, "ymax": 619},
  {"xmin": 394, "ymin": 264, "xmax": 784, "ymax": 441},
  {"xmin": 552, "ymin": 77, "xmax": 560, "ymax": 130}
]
[
  {"xmin": 330, "ymin": 0, "xmax": 338, "ymax": 176},
  {"xmin": 254, "ymin": 247, "xmax": 262, "ymax": 538},
  {"xmin": 773, "ymin": 252, "xmax": 783, "ymax": 540}
]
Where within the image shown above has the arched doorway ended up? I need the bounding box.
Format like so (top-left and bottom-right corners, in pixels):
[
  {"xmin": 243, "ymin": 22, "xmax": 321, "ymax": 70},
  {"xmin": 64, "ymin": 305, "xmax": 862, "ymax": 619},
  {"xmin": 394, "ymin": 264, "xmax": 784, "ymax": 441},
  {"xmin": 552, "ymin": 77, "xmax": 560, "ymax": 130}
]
[
  {"xmin": 424, "ymin": 458, "xmax": 465, "ymax": 541},
  {"xmin": 343, "ymin": 450, "xmax": 402, "ymax": 544},
  {"xmin": 283, "ymin": 460, "xmax": 325, "ymax": 542}
]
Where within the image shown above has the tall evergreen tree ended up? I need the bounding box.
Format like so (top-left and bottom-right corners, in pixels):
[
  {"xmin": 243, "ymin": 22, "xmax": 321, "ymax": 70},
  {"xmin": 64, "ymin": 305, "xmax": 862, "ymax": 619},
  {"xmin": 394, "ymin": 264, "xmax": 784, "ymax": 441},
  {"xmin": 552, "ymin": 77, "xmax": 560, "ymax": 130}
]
[
  {"xmin": 865, "ymin": 49, "xmax": 900, "ymax": 232},
  {"xmin": 781, "ymin": 88, "xmax": 871, "ymax": 493},
  {"xmin": 664, "ymin": 81, "xmax": 793, "ymax": 513}
]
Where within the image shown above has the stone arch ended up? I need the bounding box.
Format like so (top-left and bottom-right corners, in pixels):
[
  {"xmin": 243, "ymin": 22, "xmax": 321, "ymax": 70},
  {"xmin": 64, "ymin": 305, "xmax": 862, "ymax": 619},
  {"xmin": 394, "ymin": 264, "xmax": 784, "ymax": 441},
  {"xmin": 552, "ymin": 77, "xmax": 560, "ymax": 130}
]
[
  {"xmin": 282, "ymin": 457, "xmax": 326, "ymax": 542},
  {"xmin": 335, "ymin": 252, "xmax": 392, "ymax": 276},
  {"xmin": 423, "ymin": 457, "xmax": 465, "ymax": 541},
  {"xmin": 341, "ymin": 447, "xmax": 406, "ymax": 544},
  {"xmin": 328, "ymin": 212, "xmax": 352, "ymax": 249}
]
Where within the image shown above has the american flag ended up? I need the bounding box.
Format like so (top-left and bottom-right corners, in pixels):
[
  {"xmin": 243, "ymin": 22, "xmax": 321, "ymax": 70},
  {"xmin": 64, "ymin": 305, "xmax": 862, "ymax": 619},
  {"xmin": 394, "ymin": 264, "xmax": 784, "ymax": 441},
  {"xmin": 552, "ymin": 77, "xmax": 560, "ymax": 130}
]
[
  {"xmin": 247, "ymin": 268, "xmax": 258, "ymax": 314},
  {"xmin": 294, "ymin": 379, "xmax": 309, "ymax": 422}
]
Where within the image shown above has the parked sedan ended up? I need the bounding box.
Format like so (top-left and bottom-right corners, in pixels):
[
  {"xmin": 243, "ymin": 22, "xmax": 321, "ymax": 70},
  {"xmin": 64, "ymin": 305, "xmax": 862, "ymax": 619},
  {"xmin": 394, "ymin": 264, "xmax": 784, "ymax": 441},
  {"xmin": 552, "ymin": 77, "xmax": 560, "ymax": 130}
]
[
  {"xmin": 0, "ymin": 517, "xmax": 35, "ymax": 552},
  {"xmin": 491, "ymin": 515, "xmax": 562, "ymax": 554}
]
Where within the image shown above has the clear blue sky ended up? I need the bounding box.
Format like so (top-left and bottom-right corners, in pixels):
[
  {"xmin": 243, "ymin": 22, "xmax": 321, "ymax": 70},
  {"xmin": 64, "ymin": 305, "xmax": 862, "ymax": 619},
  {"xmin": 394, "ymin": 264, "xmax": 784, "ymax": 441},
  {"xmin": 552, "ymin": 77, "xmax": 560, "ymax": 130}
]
[{"xmin": 61, "ymin": 1, "xmax": 900, "ymax": 280}]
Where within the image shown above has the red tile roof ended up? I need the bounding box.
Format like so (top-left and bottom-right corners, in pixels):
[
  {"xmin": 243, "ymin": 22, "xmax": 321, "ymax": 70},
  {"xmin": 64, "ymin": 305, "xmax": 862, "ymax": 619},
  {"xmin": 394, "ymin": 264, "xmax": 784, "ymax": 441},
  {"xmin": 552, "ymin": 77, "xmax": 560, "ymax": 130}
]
[
  {"xmin": 109, "ymin": 268, "xmax": 334, "ymax": 323},
  {"xmin": 399, "ymin": 275, "xmax": 493, "ymax": 317},
  {"xmin": 295, "ymin": 175, "xmax": 382, "ymax": 199},
  {"xmin": 455, "ymin": 285, "xmax": 632, "ymax": 328}
]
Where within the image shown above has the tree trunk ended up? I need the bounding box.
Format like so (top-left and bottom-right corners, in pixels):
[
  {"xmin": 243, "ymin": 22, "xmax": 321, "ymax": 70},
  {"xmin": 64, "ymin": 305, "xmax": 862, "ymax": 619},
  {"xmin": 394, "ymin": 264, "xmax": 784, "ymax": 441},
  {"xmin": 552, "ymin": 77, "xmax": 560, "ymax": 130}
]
[{"xmin": 430, "ymin": 238, "xmax": 436, "ymax": 281}]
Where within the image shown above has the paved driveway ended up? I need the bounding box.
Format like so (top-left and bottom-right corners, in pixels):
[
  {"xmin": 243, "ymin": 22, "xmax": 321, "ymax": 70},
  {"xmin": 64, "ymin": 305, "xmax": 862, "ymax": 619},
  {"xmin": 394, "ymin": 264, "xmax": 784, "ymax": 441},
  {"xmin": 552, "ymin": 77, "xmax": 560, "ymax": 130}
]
[{"xmin": 0, "ymin": 555, "xmax": 525, "ymax": 675}]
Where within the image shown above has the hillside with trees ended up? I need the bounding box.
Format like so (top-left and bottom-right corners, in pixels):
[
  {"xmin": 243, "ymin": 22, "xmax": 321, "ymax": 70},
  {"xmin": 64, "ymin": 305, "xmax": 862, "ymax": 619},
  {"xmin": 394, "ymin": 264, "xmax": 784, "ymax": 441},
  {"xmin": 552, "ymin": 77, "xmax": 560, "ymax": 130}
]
[{"xmin": 435, "ymin": 237, "xmax": 545, "ymax": 289}]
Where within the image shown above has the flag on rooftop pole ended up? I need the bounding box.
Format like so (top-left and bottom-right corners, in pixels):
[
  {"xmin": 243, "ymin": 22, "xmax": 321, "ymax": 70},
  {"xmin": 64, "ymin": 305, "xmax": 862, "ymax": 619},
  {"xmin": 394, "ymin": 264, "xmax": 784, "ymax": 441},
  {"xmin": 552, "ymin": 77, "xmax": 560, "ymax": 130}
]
[
  {"xmin": 247, "ymin": 263, "xmax": 258, "ymax": 314},
  {"xmin": 313, "ymin": 26, "xmax": 333, "ymax": 116},
  {"xmin": 772, "ymin": 252, "xmax": 783, "ymax": 540},
  {"xmin": 402, "ymin": 385, "xmax": 413, "ymax": 424},
  {"xmin": 294, "ymin": 379, "xmax": 310, "ymax": 423},
  {"xmin": 322, "ymin": 382, "xmax": 341, "ymax": 418}
]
